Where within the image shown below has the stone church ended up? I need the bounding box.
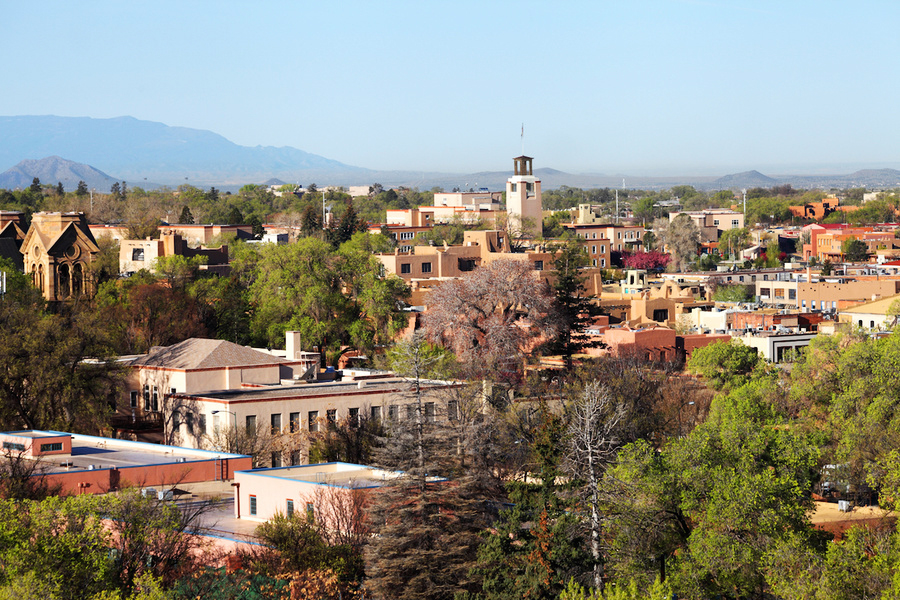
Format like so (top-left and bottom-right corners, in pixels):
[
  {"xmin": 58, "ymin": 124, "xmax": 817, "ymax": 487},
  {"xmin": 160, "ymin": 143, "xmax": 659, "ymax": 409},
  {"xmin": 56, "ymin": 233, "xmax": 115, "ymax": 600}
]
[{"xmin": 20, "ymin": 212, "xmax": 99, "ymax": 301}]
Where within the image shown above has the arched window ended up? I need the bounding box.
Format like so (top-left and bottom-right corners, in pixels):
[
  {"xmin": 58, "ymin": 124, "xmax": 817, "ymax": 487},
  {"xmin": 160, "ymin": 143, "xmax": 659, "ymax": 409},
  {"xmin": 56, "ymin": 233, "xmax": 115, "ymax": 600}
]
[
  {"xmin": 58, "ymin": 264, "xmax": 70, "ymax": 298},
  {"xmin": 38, "ymin": 264, "xmax": 44, "ymax": 293},
  {"xmin": 72, "ymin": 263, "xmax": 83, "ymax": 296}
]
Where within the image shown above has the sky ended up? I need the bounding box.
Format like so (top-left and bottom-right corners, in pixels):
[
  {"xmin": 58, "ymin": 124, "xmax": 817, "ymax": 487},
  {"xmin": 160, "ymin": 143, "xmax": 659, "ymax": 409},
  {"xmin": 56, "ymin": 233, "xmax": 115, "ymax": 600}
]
[{"xmin": 2, "ymin": 1, "xmax": 899, "ymax": 176}]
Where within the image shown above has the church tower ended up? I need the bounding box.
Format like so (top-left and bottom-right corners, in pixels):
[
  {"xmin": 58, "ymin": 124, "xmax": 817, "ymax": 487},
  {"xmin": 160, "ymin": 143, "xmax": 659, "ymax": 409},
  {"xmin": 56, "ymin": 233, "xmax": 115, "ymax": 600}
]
[{"xmin": 505, "ymin": 155, "xmax": 542, "ymax": 237}]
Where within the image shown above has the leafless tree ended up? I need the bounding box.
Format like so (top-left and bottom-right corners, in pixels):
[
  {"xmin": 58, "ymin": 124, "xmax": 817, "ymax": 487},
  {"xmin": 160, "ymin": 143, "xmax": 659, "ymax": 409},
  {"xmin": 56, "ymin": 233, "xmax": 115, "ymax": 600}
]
[
  {"xmin": 303, "ymin": 484, "xmax": 371, "ymax": 551},
  {"xmin": 564, "ymin": 381, "xmax": 625, "ymax": 593},
  {"xmin": 0, "ymin": 449, "xmax": 63, "ymax": 500},
  {"xmin": 424, "ymin": 259, "xmax": 556, "ymax": 384}
]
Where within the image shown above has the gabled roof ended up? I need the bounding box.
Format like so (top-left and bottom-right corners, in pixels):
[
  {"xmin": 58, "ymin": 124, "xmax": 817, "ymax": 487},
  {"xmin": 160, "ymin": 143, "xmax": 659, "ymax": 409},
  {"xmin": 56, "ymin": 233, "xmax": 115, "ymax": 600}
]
[{"xmin": 131, "ymin": 338, "xmax": 291, "ymax": 370}]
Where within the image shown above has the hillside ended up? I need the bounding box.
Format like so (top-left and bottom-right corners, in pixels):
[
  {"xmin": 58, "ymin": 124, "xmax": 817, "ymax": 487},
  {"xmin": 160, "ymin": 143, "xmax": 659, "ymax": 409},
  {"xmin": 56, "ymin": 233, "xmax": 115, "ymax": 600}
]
[{"xmin": 0, "ymin": 156, "xmax": 119, "ymax": 191}]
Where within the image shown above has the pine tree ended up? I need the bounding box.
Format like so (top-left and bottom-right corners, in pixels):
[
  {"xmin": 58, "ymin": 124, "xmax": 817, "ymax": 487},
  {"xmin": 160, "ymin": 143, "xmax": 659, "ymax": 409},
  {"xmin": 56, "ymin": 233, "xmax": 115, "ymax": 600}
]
[
  {"xmin": 178, "ymin": 205, "xmax": 194, "ymax": 224},
  {"xmin": 76, "ymin": 181, "xmax": 88, "ymax": 197},
  {"xmin": 55, "ymin": 181, "xmax": 64, "ymax": 195},
  {"xmin": 29, "ymin": 177, "xmax": 41, "ymax": 193},
  {"xmin": 549, "ymin": 239, "xmax": 604, "ymax": 369}
]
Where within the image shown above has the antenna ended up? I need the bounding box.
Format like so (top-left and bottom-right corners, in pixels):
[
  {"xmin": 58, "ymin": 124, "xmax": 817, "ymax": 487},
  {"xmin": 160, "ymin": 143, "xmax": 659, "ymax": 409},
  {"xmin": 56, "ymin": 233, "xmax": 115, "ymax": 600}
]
[{"xmin": 520, "ymin": 123, "xmax": 524, "ymax": 155}]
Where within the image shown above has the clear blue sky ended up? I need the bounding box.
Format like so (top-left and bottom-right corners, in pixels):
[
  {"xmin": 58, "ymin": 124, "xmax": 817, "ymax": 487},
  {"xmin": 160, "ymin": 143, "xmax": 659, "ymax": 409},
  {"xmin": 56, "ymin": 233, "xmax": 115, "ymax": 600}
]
[{"xmin": 2, "ymin": 1, "xmax": 898, "ymax": 175}]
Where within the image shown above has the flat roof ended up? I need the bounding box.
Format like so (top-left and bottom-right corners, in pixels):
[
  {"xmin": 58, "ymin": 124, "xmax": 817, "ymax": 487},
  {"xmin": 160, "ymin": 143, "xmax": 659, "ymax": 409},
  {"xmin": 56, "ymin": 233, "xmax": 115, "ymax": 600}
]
[
  {"xmin": 0, "ymin": 430, "xmax": 248, "ymax": 474},
  {"xmin": 181, "ymin": 378, "xmax": 456, "ymax": 402},
  {"xmin": 237, "ymin": 462, "xmax": 398, "ymax": 489}
]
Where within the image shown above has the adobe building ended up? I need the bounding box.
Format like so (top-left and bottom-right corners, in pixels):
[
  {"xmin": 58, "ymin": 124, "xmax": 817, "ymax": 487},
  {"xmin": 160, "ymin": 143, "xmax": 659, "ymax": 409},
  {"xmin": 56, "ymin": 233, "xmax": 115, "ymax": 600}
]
[
  {"xmin": 506, "ymin": 155, "xmax": 543, "ymax": 237},
  {"xmin": 21, "ymin": 212, "xmax": 100, "ymax": 302},
  {"xmin": 119, "ymin": 232, "xmax": 229, "ymax": 275}
]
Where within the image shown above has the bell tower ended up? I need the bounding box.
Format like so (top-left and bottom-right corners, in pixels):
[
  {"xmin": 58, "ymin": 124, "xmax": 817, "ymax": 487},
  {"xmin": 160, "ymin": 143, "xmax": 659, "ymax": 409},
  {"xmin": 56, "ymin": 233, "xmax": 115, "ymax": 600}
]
[{"xmin": 506, "ymin": 155, "xmax": 542, "ymax": 237}]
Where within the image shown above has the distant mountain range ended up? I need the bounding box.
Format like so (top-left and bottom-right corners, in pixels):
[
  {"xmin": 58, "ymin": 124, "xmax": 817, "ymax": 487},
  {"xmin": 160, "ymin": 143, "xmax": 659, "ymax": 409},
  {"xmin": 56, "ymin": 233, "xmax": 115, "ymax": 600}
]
[
  {"xmin": 2, "ymin": 115, "xmax": 900, "ymax": 192},
  {"xmin": 0, "ymin": 115, "xmax": 369, "ymax": 187}
]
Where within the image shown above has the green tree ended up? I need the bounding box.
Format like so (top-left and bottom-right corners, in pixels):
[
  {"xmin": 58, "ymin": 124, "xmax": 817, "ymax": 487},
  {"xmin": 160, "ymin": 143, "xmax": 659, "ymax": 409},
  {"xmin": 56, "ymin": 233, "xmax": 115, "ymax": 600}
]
[
  {"xmin": 29, "ymin": 177, "xmax": 41, "ymax": 193},
  {"xmin": 55, "ymin": 181, "xmax": 64, "ymax": 195},
  {"xmin": 712, "ymin": 283, "xmax": 753, "ymax": 303},
  {"xmin": 0, "ymin": 294, "xmax": 122, "ymax": 431},
  {"xmin": 605, "ymin": 379, "xmax": 819, "ymax": 598},
  {"xmin": 76, "ymin": 180, "xmax": 89, "ymax": 197},
  {"xmin": 716, "ymin": 227, "xmax": 750, "ymax": 260},
  {"xmin": 686, "ymin": 339, "xmax": 764, "ymax": 391},
  {"xmin": 841, "ymin": 236, "xmax": 868, "ymax": 262}
]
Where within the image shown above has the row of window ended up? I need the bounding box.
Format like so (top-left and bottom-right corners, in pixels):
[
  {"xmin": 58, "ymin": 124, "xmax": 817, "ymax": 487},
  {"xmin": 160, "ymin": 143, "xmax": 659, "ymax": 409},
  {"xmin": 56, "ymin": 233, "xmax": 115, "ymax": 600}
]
[{"xmin": 399, "ymin": 262, "xmax": 432, "ymax": 274}]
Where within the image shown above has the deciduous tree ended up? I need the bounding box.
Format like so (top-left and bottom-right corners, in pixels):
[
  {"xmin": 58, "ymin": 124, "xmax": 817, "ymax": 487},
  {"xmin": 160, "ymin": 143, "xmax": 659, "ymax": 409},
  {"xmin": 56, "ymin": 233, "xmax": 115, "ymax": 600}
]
[{"xmin": 424, "ymin": 259, "xmax": 556, "ymax": 382}]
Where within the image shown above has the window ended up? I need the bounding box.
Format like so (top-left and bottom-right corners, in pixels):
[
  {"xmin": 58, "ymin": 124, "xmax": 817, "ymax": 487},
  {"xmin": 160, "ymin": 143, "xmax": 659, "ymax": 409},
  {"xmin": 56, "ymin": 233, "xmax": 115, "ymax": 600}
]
[
  {"xmin": 349, "ymin": 407, "xmax": 359, "ymax": 428},
  {"xmin": 326, "ymin": 409, "xmax": 336, "ymax": 429},
  {"xmin": 447, "ymin": 400, "xmax": 458, "ymax": 422},
  {"xmin": 713, "ymin": 219, "xmax": 720, "ymax": 226},
  {"xmin": 198, "ymin": 414, "xmax": 206, "ymax": 435},
  {"xmin": 213, "ymin": 414, "xmax": 220, "ymax": 432},
  {"xmin": 617, "ymin": 232, "xmax": 622, "ymax": 239},
  {"xmin": 407, "ymin": 404, "xmax": 416, "ymax": 420},
  {"xmin": 421, "ymin": 262, "xmax": 432, "ymax": 274},
  {"xmin": 308, "ymin": 411, "xmax": 319, "ymax": 432},
  {"xmin": 130, "ymin": 391, "xmax": 139, "ymax": 408},
  {"xmin": 290, "ymin": 450, "xmax": 301, "ymax": 466},
  {"xmin": 290, "ymin": 412, "xmax": 300, "ymax": 433},
  {"xmin": 811, "ymin": 300, "xmax": 817, "ymax": 310},
  {"xmin": 533, "ymin": 260, "xmax": 543, "ymax": 271},
  {"xmin": 371, "ymin": 406, "xmax": 382, "ymax": 420},
  {"xmin": 271, "ymin": 413, "xmax": 282, "ymax": 434},
  {"xmin": 591, "ymin": 245, "xmax": 597, "ymax": 254},
  {"xmin": 789, "ymin": 289, "xmax": 796, "ymax": 300},
  {"xmin": 424, "ymin": 402, "xmax": 435, "ymax": 423},
  {"xmin": 601, "ymin": 259, "xmax": 606, "ymax": 267},
  {"xmin": 510, "ymin": 183, "xmax": 517, "ymax": 192},
  {"xmin": 601, "ymin": 245, "xmax": 605, "ymax": 253},
  {"xmin": 732, "ymin": 219, "xmax": 740, "ymax": 227},
  {"xmin": 2, "ymin": 442, "xmax": 24, "ymax": 452},
  {"xmin": 40, "ymin": 443, "xmax": 62, "ymax": 452},
  {"xmin": 459, "ymin": 258, "xmax": 476, "ymax": 272},
  {"xmin": 249, "ymin": 495, "xmax": 257, "ymax": 516},
  {"xmin": 388, "ymin": 405, "xmax": 397, "ymax": 420},
  {"xmin": 592, "ymin": 259, "xmax": 597, "ymax": 266},
  {"xmin": 185, "ymin": 412, "xmax": 194, "ymax": 434},
  {"xmin": 286, "ymin": 500, "xmax": 294, "ymax": 517},
  {"xmin": 271, "ymin": 452, "xmax": 282, "ymax": 468},
  {"xmin": 151, "ymin": 387, "xmax": 159, "ymax": 411},
  {"xmin": 172, "ymin": 412, "xmax": 181, "ymax": 430},
  {"xmin": 246, "ymin": 415, "xmax": 257, "ymax": 432},
  {"xmin": 132, "ymin": 248, "xmax": 145, "ymax": 261},
  {"xmin": 143, "ymin": 385, "xmax": 150, "ymax": 410},
  {"xmin": 306, "ymin": 502, "xmax": 314, "ymax": 517},
  {"xmin": 526, "ymin": 182, "xmax": 534, "ymax": 192},
  {"xmin": 652, "ymin": 309, "xmax": 669, "ymax": 322},
  {"xmin": 400, "ymin": 263, "xmax": 411, "ymax": 274}
]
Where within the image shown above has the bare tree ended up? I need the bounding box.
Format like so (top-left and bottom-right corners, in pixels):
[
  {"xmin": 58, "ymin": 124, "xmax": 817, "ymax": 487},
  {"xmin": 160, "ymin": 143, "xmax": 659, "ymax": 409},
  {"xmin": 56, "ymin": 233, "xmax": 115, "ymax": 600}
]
[
  {"xmin": 424, "ymin": 259, "xmax": 556, "ymax": 384},
  {"xmin": 655, "ymin": 214, "xmax": 699, "ymax": 272},
  {"xmin": 564, "ymin": 381, "xmax": 625, "ymax": 593}
]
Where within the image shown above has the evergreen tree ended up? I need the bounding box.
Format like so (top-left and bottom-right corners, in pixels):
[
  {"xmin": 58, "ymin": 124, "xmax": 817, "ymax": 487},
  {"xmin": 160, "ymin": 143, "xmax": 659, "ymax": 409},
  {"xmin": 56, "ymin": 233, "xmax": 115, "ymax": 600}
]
[
  {"xmin": 178, "ymin": 205, "xmax": 194, "ymax": 224},
  {"xmin": 300, "ymin": 203, "xmax": 322, "ymax": 236},
  {"xmin": 76, "ymin": 180, "xmax": 88, "ymax": 196},
  {"xmin": 29, "ymin": 177, "xmax": 41, "ymax": 193},
  {"xmin": 548, "ymin": 239, "xmax": 603, "ymax": 368},
  {"xmin": 55, "ymin": 181, "xmax": 64, "ymax": 195}
]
